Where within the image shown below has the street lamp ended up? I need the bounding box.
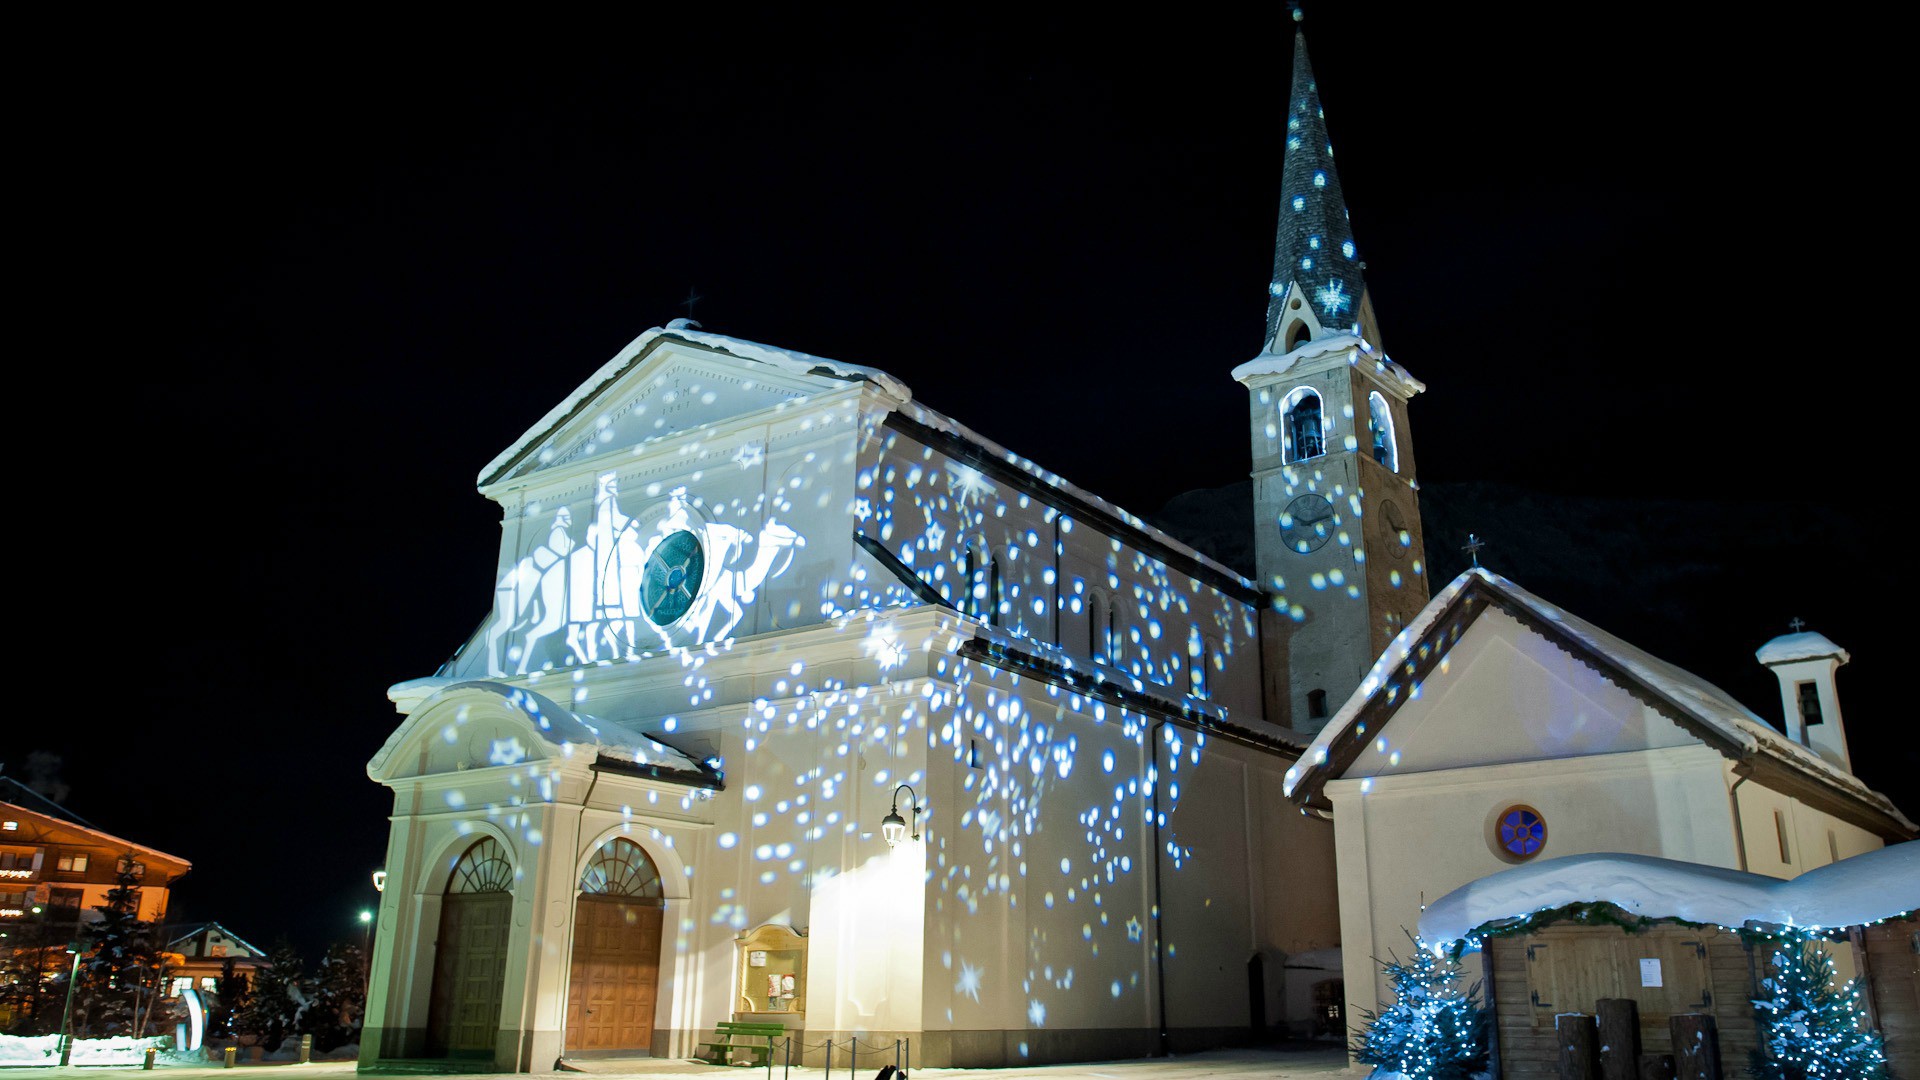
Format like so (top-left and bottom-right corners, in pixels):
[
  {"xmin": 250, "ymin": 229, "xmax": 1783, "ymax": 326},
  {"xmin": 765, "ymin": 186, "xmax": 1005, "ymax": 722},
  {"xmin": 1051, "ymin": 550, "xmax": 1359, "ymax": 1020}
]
[
  {"xmin": 57, "ymin": 940, "xmax": 82, "ymax": 1066},
  {"xmin": 880, "ymin": 784, "xmax": 921, "ymax": 847}
]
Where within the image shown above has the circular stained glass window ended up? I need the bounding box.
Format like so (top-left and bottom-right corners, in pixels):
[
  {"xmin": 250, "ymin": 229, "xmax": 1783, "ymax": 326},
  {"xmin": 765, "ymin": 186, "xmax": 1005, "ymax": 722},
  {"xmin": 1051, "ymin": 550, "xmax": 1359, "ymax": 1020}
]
[
  {"xmin": 1497, "ymin": 805, "xmax": 1546, "ymax": 860},
  {"xmin": 643, "ymin": 530, "xmax": 705, "ymax": 626}
]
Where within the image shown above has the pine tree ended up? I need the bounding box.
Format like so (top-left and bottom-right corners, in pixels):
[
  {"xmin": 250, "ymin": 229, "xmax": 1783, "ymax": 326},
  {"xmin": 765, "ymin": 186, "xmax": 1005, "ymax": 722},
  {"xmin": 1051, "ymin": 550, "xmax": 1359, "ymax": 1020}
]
[
  {"xmin": 300, "ymin": 942, "xmax": 367, "ymax": 1052},
  {"xmin": 75, "ymin": 860, "xmax": 165, "ymax": 1037},
  {"xmin": 210, "ymin": 957, "xmax": 249, "ymax": 1040},
  {"xmin": 1749, "ymin": 928, "xmax": 1889, "ymax": 1080},
  {"xmin": 1350, "ymin": 933, "xmax": 1488, "ymax": 1080},
  {"xmin": 236, "ymin": 941, "xmax": 304, "ymax": 1053}
]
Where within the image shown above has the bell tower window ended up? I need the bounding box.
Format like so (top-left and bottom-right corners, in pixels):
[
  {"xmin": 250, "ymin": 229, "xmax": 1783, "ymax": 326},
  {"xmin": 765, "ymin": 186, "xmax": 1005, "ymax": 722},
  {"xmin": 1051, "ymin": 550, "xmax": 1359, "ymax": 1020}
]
[
  {"xmin": 1796, "ymin": 681, "xmax": 1823, "ymax": 727},
  {"xmin": 1368, "ymin": 391, "xmax": 1398, "ymax": 472},
  {"xmin": 1283, "ymin": 388, "xmax": 1325, "ymax": 463},
  {"xmin": 1285, "ymin": 321, "xmax": 1311, "ymax": 352}
]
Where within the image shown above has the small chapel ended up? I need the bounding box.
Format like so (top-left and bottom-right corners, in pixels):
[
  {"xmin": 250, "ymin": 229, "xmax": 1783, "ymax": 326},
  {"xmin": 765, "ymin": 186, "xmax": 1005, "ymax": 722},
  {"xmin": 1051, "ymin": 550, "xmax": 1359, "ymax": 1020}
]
[{"xmin": 357, "ymin": 17, "xmax": 1912, "ymax": 1077}]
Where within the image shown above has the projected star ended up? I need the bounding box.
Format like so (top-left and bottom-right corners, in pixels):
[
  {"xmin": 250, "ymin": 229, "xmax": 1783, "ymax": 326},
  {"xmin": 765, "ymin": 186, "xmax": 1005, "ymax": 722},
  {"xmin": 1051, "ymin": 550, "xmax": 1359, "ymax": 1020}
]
[
  {"xmin": 947, "ymin": 465, "xmax": 994, "ymax": 507},
  {"xmin": 1315, "ymin": 278, "xmax": 1351, "ymax": 317},
  {"xmin": 924, "ymin": 520, "xmax": 947, "ymax": 552},
  {"xmin": 1028, "ymin": 998, "xmax": 1046, "ymax": 1026},
  {"xmin": 956, "ymin": 960, "xmax": 984, "ymax": 1002},
  {"xmin": 1126, "ymin": 916, "xmax": 1143, "ymax": 943},
  {"xmin": 733, "ymin": 442, "xmax": 764, "ymax": 469}
]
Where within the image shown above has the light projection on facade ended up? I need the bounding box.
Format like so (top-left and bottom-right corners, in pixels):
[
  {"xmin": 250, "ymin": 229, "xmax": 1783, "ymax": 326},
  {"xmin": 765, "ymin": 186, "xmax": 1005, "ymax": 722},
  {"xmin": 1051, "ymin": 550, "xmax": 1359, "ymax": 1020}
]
[{"xmin": 485, "ymin": 478, "xmax": 804, "ymax": 673}]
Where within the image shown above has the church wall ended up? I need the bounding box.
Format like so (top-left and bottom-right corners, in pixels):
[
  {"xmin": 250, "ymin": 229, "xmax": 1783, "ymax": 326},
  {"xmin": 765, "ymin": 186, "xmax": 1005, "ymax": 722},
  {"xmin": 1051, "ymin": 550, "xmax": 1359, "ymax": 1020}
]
[
  {"xmin": 852, "ymin": 423, "xmax": 1267, "ymax": 736},
  {"xmin": 1324, "ymin": 745, "xmax": 1739, "ymax": 1050},
  {"xmin": 1728, "ymin": 770, "xmax": 1883, "ymax": 880}
]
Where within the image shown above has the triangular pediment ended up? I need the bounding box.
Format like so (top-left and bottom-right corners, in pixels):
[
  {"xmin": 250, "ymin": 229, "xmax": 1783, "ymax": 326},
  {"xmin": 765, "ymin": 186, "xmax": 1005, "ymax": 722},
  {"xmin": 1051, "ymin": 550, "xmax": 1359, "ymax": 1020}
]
[
  {"xmin": 1336, "ymin": 607, "xmax": 1699, "ymax": 781},
  {"xmin": 483, "ymin": 329, "xmax": 861, "ymax": 487}
]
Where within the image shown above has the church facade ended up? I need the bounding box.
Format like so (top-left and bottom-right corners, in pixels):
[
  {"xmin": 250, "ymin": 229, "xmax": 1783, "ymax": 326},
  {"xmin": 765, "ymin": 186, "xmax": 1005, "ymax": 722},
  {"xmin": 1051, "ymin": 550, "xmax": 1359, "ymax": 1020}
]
[{"xmin": 360, "ymin": 24, "xmax": 1429, "ymax": 1073}]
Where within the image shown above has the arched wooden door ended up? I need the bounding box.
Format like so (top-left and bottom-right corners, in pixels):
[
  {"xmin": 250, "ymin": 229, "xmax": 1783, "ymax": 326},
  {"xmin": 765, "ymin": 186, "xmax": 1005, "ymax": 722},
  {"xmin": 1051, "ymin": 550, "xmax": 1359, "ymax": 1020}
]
[
  {"xmin": 565, "ymin": 838, "xmax": 666, "ymax": 1054},
  {"xmin": 427, "ymin": 838, "xmax": 514, "ymax": 1056}
]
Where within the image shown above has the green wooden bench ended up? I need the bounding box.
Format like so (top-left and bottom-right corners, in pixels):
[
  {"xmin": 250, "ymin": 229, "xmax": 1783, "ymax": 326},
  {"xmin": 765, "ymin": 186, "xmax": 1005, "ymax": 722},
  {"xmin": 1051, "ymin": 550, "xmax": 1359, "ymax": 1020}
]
[{"xmin": 696, "ymin": 1020, "xmax": 786, "ymax": 1067}]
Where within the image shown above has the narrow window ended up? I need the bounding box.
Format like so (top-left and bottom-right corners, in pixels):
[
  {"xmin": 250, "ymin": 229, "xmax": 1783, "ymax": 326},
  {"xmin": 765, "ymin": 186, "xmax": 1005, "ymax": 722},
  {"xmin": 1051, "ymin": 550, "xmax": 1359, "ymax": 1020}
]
[
  {"xmin": 989, "ymin": 555, "xmax": 1003, "ymax": 627},
  {"xmin": 960, "ymin": 548, "xmax": 975, "ymax": 616},
  {"xmin": 1827, "ymin": 830, "xmax": 1839, "ymax": 864},
  {"xmin": 1283, "ymin": 388, "xmax": 1325, "ymax": 463},
  {"xmin": 1796, "ymin": 681, "xmax": 1823, "ymax": 727},
  {"xmin": 1368, "ymin": 391, "xmax": 1398, "ymax": 472},
  {"xmin": 1088, "ymin": 592, "xmax": 1109, "ymax": 661},
  {"xmin": 1286, "ymin": 321, "xmax": 1311, "ymax": 352},
  {"xmin": 1306, "ymin": 688, "xmax": 1328, "ymax": 720},
  {"xmin": 1774, "ymin": 810, "xmax": 1791, "ymax": 863},
  {"xmin": 969, "ymin": 738, "xmax": 982, "ymax": 770}
]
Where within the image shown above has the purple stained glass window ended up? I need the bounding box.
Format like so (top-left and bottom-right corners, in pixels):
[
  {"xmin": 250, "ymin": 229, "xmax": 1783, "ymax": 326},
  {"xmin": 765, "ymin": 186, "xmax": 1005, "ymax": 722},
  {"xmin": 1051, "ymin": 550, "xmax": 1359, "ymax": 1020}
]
[{"xmin": 1499, "ymin": 807, "xmax": 1546, "ymax": 859}]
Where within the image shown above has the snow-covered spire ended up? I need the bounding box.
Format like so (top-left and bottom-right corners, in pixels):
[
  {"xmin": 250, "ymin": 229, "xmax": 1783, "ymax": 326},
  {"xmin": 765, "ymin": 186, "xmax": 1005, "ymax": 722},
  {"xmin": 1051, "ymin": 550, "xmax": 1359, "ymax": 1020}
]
[{"xmin": 1263, "ymin": 20, "xmax": 1369, "ymax": 352}]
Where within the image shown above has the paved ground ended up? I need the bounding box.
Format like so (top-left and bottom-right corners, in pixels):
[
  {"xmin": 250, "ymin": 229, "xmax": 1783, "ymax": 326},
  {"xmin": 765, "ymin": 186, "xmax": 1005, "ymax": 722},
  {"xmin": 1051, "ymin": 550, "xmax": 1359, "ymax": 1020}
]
[{"xmin": 1, "ymin": 1047, "xmax": 1353, "ymax": 1080}]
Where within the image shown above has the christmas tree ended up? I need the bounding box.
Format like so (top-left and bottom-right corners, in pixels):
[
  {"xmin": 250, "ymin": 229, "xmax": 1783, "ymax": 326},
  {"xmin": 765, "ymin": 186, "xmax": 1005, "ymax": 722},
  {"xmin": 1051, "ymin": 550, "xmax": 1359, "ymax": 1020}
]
[
  {"xmin": 237, "ymin": 941, "xmax": 306, "ymax": 1053},
  {"xmin": 1750, "ymin": 928, "xmax": 1888, "ymax": 1080},
  {"xmin": 1350, "ymin": 933, "xmax": 1488, "ymax": 1080},
  {"xmin": 300, "ymin": 942, "xmax": 367, "ymax": 1052},
  {"xmin": 76, "ymin": 859, "xmax": 168, "ymax": 1037}
]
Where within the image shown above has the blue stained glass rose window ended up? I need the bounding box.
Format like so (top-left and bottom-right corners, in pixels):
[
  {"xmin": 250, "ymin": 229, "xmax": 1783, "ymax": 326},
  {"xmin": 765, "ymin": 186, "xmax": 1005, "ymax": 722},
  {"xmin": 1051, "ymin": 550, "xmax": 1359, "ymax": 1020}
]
[
  {"xmin": 1498, "ymin": 806, "xmax": 1546, "ymax": 859},
  {"xmin": 643, "ymin": 530, "xmax": 705, "ymax": 626}
]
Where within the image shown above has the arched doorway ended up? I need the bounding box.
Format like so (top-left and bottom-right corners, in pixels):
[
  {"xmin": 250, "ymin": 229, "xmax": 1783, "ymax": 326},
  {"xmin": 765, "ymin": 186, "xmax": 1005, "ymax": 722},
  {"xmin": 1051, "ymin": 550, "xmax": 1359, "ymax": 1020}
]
[
  {"xmin": 427, "ymin": 837, "xmax": 514, "ymax": 1056},
  {"xmin": 564, "ymin": 838, "xmax": 666, "ymax": 1054}
]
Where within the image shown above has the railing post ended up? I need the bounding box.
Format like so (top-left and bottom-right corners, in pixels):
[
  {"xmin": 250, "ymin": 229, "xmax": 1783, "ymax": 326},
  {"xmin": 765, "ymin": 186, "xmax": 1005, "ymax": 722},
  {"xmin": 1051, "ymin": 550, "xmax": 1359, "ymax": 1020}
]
[{"xmin": 223, "ymin": 1046, "xmax": 236, "ymax": 1069}]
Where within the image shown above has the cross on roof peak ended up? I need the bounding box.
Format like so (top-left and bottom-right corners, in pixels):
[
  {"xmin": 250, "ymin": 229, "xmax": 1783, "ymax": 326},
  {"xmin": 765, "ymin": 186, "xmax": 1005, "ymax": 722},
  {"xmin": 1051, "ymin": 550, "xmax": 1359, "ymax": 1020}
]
[
  {"xmin": 1462, "ymin": 533, "xmax": 1487, "ymax": 568},
  {"xmin": 1789, "ymin": 616, "xmax": 1807, "ymax": 633}
]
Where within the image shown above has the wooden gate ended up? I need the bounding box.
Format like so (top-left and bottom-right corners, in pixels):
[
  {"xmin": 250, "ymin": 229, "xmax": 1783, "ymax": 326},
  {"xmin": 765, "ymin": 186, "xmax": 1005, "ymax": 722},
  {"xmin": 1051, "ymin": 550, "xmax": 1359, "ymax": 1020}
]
[
  {"xmin": 564, "ymin": 838, "xmax": 666, "ymax": 1055},
  {"xmin": 1864, "ymin": 916, "xmax": 1919, "ymax": 1077},
  {"xmin": 426, "ymin": 838, "xmax": 515, "ymax": 1056}
]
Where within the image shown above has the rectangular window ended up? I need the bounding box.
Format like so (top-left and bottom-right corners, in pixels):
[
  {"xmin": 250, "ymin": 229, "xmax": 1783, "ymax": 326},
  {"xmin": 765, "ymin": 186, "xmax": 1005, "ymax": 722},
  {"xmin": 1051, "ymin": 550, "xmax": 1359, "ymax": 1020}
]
[
  {"xmin": 200, "ymin": 977, "xmax": 217, "ymax": 991},
  {"xmin": 1, "ymin": 821, "xmax": 16, "ymax": 831},
  {"xmin": 168, "ymin": 976, "xmax": 192, "ymax": 998},
  {"xmin": 1307, "ymin": 689, "xmax": 1329, "ymax": 720},
  {"xmin": 1796, "ymin": 682, "xmax": 1823, "ymax": 727},
  {"xmin": 48, "ymin": 888, "xmax": 82, "ymax": 912},
  {"xmin": 1774, "ymin": 810, "xmax": 1791, "ymax": 863},
  {"xmin": 55, "ymin": 853, "xmax": 88, "ymax": 873}
]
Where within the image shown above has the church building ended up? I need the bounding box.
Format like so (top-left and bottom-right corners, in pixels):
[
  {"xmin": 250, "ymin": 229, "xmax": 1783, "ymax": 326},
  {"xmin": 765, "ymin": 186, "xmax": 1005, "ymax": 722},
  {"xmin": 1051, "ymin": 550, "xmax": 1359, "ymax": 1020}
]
[{"xmin": 360, "ymin": 22, "xmax": 1436, "ymax": 1072}]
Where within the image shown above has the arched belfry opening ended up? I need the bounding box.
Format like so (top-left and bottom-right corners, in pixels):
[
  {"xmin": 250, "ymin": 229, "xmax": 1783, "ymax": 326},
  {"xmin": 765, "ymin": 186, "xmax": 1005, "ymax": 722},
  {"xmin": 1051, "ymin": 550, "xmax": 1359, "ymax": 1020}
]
[
  {"xmin": 564, "ymin": 838, "xmax": 666, "ymax": 1054},
  {"xmin": 1285, "ymin": 320, "xmax": 1311, "ymax": 352},
  {"xmin": 427, "ymin": 838, "xmax": 514, "ymax": 1056}
]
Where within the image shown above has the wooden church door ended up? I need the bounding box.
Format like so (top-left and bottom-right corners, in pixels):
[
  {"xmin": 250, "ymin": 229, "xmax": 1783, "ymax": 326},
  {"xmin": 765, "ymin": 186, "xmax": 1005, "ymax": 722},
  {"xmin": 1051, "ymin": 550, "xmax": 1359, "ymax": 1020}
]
[
  {"xmin": 427, "ymin": 838, "xmax": 515, "ymax": 1056},
  {"xmin": 565, "ymin": 838, "xmax": 666, "ymax": 1054}
]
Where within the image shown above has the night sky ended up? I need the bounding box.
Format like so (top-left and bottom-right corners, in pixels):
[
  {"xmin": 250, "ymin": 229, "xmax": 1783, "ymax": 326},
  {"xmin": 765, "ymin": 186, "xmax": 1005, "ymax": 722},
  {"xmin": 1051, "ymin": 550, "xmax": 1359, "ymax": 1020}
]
[{"xmin": 18, "ymin": 6, "xmax": 1904, "ymax": 959}]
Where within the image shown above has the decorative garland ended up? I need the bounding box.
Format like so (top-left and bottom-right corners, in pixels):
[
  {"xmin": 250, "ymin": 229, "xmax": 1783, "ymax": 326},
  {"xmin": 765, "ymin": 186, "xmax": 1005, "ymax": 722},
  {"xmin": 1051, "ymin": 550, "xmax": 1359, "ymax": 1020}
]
[{"xmin": 1439, "ymin": 901, "xmax": 1916, "ymax": 960}]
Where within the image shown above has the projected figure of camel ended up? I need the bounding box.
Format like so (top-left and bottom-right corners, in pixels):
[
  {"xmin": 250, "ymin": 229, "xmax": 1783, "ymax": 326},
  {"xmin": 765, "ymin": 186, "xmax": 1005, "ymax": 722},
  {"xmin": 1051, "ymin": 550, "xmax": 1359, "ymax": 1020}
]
[{"xmin": 486, "ymin": 475, "xmax": 805, "ymax": 674}]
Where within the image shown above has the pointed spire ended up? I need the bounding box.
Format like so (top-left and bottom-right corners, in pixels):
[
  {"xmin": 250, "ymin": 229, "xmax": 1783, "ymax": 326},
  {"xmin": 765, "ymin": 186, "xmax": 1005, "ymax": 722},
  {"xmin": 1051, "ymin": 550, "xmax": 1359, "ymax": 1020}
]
[{"xmin": 1264, "ymin": 16, "xmax": 1368, "ymax": 350}]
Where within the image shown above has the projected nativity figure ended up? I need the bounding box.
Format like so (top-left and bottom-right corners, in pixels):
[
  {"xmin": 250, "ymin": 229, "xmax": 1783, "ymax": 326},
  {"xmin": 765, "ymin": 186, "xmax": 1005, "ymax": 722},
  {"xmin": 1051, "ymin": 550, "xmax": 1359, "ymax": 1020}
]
[{"xmin": 361, "ymin": 23, "xmax": 1426, "ymax": 1074}]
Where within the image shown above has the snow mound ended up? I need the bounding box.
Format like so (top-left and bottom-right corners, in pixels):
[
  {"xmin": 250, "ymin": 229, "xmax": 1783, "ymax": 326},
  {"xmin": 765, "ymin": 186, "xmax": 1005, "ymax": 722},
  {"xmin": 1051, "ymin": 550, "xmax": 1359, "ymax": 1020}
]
[
  {"xmin": 1420, "ymin": 844, "xmax": 1920, "ymax": 947},
  {"xmin": 0, "ymin": 1034, "xmax": 170, "ymax": 1066},
  {"xmin": 1755, "ymin": 631, "xmax": 1848, "ymax": 666}
]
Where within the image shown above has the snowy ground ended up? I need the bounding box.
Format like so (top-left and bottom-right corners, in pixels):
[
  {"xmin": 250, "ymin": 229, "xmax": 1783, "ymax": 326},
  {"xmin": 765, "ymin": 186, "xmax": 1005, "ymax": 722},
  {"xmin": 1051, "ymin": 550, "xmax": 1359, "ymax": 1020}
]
[{"xmin": 0, "ymin": 1046, "xmax": 1352, "ymax": 1080}]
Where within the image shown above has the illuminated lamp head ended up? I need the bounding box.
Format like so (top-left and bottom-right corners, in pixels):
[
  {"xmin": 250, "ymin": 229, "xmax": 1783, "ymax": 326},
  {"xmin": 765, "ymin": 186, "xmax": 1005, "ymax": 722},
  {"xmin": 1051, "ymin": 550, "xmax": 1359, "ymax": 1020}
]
[{"xmin": 883, "ymin": 784, "xmax": 921, "ymax": 848}]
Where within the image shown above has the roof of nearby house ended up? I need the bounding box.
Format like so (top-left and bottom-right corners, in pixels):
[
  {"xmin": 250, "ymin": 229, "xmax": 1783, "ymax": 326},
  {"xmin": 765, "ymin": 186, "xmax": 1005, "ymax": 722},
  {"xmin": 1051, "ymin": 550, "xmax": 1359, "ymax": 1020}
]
[
  {"xmin": 0, "ymin": 777, "xmax": 193, "ymax": 874},
  {"xmin": 1282, "ymin": 568, "xmax": 1915, "ymax": 840},
  {"xmin": 169, "ymin": 921, "xmax": 270, "ymax": 959}
]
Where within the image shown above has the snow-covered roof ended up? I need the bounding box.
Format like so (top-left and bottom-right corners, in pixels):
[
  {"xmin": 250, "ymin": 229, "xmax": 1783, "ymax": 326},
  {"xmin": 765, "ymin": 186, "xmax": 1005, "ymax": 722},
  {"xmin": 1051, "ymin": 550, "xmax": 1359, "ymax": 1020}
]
[
  {"xmin": 1283, "ymin": 568, "xmax": 1913, "ymax": 838},
  {"xmin": 1755, "ymin": 631, "xmax": 1849, "ymax": 667},
  {"xmin": 1419, "ymin": 844, "xmax": 1920, "ymax": 946},
  {"xmin": 368, "ymin": 680, "xmax": 704, "ymax": 778},
  {"xmin": 480, "ymin": 323, "xmax": 1260, "ymax": 597},
  {"xmin": 169, "ymin": 922, "xmax": 269, "ymax": 960},
  {"xmin": 1228, "ymin": 331, "xmax": 1425, "ymax": 396}
]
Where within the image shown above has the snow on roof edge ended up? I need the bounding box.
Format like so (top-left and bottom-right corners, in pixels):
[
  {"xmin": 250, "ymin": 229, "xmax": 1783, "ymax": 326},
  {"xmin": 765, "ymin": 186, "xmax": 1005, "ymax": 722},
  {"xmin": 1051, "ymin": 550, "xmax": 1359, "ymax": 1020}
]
[
  {"xmin": 1229, "ymin": 332, "xmax": 1426, "ymax": 394},
  {"xmin": 367, "ymin": 680, "xmax": 702, "ymax": 778},
  {"xmin": 1756, "ymin": 631, "xmax": 1850, "ymax": 666}
]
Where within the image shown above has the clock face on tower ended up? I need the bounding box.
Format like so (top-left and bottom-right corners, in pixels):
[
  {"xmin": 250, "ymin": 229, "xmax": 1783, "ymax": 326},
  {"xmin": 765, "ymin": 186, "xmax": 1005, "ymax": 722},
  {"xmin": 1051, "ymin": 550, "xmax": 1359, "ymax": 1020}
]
[
  {"xmin": 1280, "ymin": 493, "xmax": 1335, "ymax": 554},
  {"xmin": 643, "ymin": 530, "xmax": 706, "ymax": 626}
]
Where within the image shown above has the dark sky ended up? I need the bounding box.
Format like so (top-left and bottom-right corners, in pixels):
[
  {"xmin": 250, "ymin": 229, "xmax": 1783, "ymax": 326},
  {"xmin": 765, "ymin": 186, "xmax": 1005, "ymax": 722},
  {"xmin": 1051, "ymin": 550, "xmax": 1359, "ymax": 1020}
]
[{"xmin": 16, "ymin": 6, "xmax": 1904, "ymax": 958}]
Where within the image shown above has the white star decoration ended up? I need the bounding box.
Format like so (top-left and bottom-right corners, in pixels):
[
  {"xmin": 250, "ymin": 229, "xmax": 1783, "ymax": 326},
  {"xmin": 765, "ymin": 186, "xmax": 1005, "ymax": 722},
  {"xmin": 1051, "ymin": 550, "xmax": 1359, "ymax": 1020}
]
[
  {"xmin": 956, "ymin": 960, "xmax": 984, "ymax": 1002},
  {"xmin": 1126, "ymin": 916, "xmax": 1143, "ymax": 943},
  {"xmin": 924, "ymin": 520, "xmax": 947, "ymax": 552},
  {"xmin": 947, "ymin": 465, "xmax": 994, "ymax": 507},
  {"xmin": 733, "ymin": 442, "xmax": 764, "ymax": 469},
  {"xmin": 1027, "ymin": 998, "xmax": 1046, "ymax": 1026},
  {"xmin": 1316, "ymin": 278, "xmax": 1351, "ymax": 316},
  {"xmin": 853, "ymin": 497, "xmax": 872, "ymax": 521}
]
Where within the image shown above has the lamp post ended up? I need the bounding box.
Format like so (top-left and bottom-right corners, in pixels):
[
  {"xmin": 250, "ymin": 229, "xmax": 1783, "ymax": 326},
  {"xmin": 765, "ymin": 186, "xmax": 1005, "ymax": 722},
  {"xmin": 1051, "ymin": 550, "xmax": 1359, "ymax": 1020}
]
[
  {"xmin": 880, "ymin": 784, "xmax": 921, "ymax": 847},
  {"xmin": 57, "ymin": 940, "xmax": 82, "ymax": 1066}
]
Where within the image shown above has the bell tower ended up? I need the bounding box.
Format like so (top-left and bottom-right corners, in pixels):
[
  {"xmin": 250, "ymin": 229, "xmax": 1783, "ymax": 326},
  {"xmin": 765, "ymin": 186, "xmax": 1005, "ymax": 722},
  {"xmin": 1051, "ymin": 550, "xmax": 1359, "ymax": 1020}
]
[{"xmin": 1237, "ymin": 11, "xmax": 1430, "ymax": 735}]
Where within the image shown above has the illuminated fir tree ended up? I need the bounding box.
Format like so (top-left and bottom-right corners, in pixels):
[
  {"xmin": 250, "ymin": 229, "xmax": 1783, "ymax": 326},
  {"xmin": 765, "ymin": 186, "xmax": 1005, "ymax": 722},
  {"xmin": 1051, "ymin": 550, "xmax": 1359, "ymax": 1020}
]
[
  {"xmin": 76, "ymin": 861, "xmax": 166, "ymax": 1036},
  {"xmin": 1350, "ymin": 934, "xmax": 1488, "ymax": 1080},
  {"xmin": 1749, "ymin": 928, "xmax": 1888, "ymax": 1080}
]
